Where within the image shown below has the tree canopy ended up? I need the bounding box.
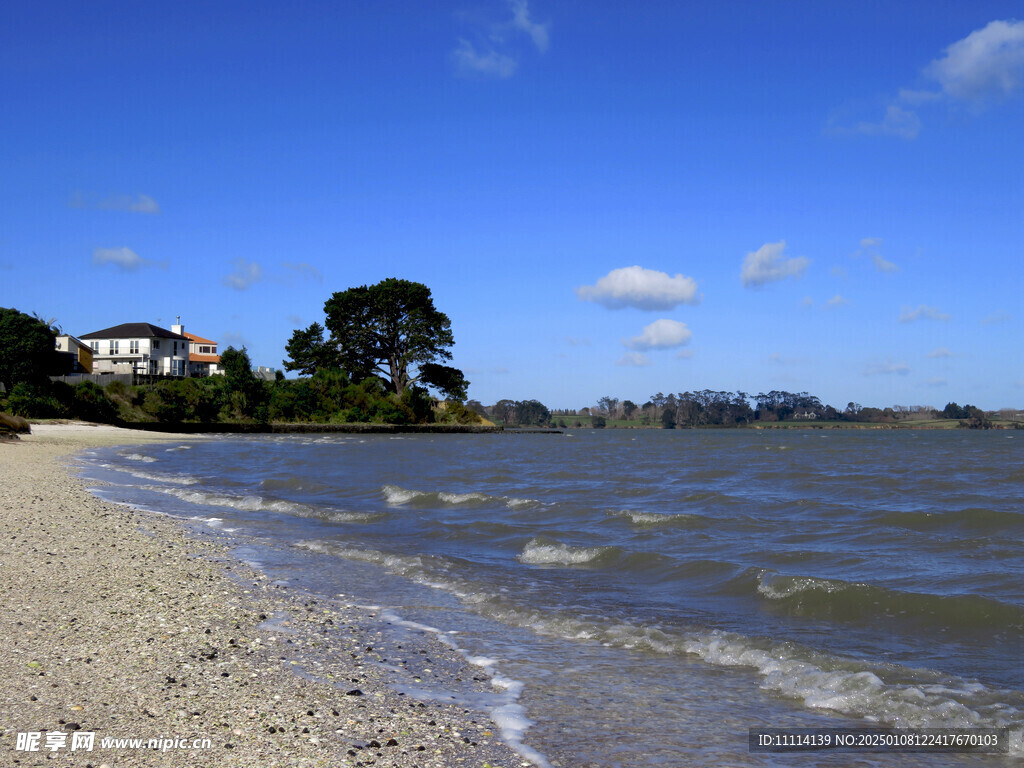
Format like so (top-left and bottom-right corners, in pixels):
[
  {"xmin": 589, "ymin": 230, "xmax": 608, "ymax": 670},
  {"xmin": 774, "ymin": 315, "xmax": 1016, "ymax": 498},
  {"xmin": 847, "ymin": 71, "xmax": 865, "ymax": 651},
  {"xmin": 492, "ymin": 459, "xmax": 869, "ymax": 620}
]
[
  {"xmin": 285, "ymin": 279, "xmax": 468, "ymax": 400},
  {"xmin": 0, "ymin": 307, "xmax": 60, "ymax": 391}
]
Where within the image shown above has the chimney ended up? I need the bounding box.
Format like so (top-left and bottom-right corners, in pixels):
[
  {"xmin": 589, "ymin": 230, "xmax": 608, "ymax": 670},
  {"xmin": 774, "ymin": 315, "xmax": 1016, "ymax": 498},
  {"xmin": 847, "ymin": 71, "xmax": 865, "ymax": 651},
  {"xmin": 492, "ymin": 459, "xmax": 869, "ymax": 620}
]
[{"xmin": 172, "ymin": 315, "xmax": 184, "ymax": 336}]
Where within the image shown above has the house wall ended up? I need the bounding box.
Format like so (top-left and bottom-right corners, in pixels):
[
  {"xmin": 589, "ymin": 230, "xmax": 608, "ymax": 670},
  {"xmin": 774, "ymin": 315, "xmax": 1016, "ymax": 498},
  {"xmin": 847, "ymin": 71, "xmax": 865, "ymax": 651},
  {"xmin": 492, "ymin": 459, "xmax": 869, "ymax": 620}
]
[{"xmin": 87, "ymin": 336, "xmax": 188, "ymax": 375}]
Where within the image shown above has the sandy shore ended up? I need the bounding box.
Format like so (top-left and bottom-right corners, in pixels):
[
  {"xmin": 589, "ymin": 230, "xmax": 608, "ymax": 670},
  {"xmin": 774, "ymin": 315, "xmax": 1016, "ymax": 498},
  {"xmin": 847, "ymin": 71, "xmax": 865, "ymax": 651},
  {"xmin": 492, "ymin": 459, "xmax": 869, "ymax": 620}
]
[{"xmin": 0, "ymin": 424, "xmax": 539, "ymax": 767}]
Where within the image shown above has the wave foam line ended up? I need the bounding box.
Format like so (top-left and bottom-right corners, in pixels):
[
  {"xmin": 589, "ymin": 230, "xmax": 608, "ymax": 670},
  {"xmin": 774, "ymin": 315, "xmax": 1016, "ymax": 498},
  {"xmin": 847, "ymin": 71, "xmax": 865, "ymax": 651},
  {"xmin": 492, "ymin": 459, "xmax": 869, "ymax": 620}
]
[
  {"xmin": 148, "ymin": 487, "xmax": 380, "ymax": 523},
  {"xmin": 382, "ymin": 484, "xmax": 536, "ymax": 509}
]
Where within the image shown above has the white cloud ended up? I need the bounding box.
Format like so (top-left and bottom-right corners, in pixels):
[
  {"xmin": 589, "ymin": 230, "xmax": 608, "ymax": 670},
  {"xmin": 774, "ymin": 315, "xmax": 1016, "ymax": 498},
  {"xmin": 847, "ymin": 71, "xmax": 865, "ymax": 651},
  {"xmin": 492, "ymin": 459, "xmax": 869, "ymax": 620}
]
[
  {"xmin": 452, "ymin": 0, "xmax": 549, "ymax": 79},
  {"xmin": 623, "ymin": 319, "xmax": 692, "ymax": 351},
  {"xmin": 854, "ymin": 237, "xmax": 899, "ymax": 273},
  {"xmin": 72, "ymin": 191, "xmax": 161, "ymax": 213},
  {"xmin": 576, "ymin": 266, "xmax": 700, "ymax": 310},
  {"xmin": 982, "ymin": 311, "xmax": 1011, "ymax": 325},
  {"xmin": 92, "ymin": 247, "xmax": 164, "ymax": 271},
  {"xmin": 510, "ymin": 0, "xmax": 549, "ymax": 52},
  {"xmin": 926, "ymin": 19, "xmax": 1024, "ymax": 102},
  {"xmin": 674, "ymin": 349, "xmax": 694, "ymax": 360},
  {"xmin": 926, "ymin": 377, "xmax": 948, "ymax": 387},
  {"xmin": 899, "ymin": 304, "xmax": 951, "ymax": 323},
  {"xmin": 282, "ymin": 261, "xmax": 323, "ymax": 283},
  {"xmin": 927, "ymin": 347, "xmax": 953, "ymax": 358},
  {"xmin": 865, "ymin": 358, "xmax": 910, "ymax": 376},
  {"xmin": 830, "ymin": 265, "xmax": 847, "ymax": 278},
  {"xmin": 855, "ymin": 104, "xmax": 922, "ymax": 139},
  {"xmin": 99, "ymin": 193, "xmax": 161, "ymax": 213},
  {"xmin": 740, "ymin": 241, "xmax": 809, "ymax": 287},
  {"xmin": 453, "ymin": 39, "xmax": 517, "ymax": 78},
  {"xmin": 800, "ymin": 296, "xmax": 814, "ymax": 308},
  {"xmin": 872, "ymin": 254, "xmax": 900, "ymax": 273},
  {"xmin": 223, "ymin": 258, "xmax": 263, "ymax": 290},
  {"xmin": 564, "ymin": 337, "xmax": 591, "ymax": 346},
  {"xmin": 616, "ymin": 352, "xmax": 651, "ymax": 367},
  {"xmin": 826, "ymin": 294, "xmax": 849, "ymax": 308},
  {"xmin": 844, "ymin": 19, "xmax": 1024, "ymax": 140}
]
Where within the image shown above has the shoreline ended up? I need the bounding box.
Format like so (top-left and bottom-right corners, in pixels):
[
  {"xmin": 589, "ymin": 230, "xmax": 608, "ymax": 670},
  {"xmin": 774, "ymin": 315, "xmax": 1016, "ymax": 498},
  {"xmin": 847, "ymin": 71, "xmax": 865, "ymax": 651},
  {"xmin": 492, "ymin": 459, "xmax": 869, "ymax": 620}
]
[{"xmin": 0, "ymin": 425, "xmax": 540, "ymax": 767}]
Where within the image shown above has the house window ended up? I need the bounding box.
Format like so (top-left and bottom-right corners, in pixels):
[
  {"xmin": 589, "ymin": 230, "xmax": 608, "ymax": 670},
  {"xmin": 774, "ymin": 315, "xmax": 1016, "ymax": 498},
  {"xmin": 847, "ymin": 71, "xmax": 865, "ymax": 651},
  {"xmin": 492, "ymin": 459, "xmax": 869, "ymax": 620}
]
[
  {"xmin": 129, "ymin": 340, "xmax": 140, "ymax": 354},
  {"xmin": 90, "ymin": 341, "xmax": 99, "ymax": 352},
  {"xmin": 199, "ymin": 345, "xmax": 212, "ymax": 354},
  {"xmin": 110, "ymin": 340, "xmax": 119, "ymax": 355},
  {"xmin": 171, "ymin": 359, "xmax": 185, "ymax": 376},
  {"xmin": 153, "ymin": 340, "xmax": 160, "ymax": 349}
]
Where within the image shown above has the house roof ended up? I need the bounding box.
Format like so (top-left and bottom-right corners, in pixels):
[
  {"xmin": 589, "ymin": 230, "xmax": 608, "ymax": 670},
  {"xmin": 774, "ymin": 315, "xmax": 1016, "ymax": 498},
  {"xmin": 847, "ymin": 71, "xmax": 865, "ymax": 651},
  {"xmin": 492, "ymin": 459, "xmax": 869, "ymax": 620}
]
[
  {"xmin": 189, "ymin": 353, "xmax": 221, "ymax": 363},
  {"xmin": 183, "ymin": 331, "xmax": 217, "ymax": 345},
  {"xmin": 80, "ymin": 323, "xmax": 189, "ymax": 341}
]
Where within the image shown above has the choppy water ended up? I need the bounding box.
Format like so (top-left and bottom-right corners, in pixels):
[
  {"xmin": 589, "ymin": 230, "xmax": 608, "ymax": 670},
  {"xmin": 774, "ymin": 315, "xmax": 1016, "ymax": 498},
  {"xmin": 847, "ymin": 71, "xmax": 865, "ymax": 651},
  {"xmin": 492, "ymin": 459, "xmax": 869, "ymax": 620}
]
[{"xmin": 78, "ymin": 429, "xmax": 1024, "ymax": 766}]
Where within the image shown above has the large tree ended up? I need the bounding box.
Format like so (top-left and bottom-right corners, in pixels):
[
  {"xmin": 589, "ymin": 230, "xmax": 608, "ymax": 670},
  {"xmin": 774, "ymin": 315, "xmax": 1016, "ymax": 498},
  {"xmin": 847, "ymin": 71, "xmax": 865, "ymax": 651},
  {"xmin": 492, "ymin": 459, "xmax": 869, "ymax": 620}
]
[
  {"xmin": 287, "ymin": 279, "xmax": 468, "ymax": 400},
  {"xmin": 0, "ymin": 307, "xmax": 60, "ymax": 392}
]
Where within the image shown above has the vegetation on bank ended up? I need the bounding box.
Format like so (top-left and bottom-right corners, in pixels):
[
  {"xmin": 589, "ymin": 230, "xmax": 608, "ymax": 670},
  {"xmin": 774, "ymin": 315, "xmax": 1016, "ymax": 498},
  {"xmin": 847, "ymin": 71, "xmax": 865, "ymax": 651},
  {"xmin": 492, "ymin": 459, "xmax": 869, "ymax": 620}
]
[{"xmin": 1, "ymin": 288, "xmax": 482, "ymax": 427}]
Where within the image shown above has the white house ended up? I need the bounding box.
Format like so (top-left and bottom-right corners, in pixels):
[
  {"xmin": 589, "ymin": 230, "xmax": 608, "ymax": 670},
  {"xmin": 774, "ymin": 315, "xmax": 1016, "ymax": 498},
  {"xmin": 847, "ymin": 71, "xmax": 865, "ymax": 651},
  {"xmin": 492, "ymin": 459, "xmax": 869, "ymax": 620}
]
[
  {"xmin": 175, "ymin": 322, "xmax": 222, "ymax": 377},
  {"xmin": 79, "ymin": 322, "xmax": 190, "ymax": 376}
]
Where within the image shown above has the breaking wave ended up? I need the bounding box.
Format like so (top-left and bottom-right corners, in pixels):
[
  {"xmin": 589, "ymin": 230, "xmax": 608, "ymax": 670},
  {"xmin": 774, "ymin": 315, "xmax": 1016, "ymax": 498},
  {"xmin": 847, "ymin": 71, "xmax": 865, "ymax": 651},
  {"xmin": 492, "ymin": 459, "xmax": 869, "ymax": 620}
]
[{"xmin": 382, "ymin": 484, "xmax": 536, "ymax": 509}]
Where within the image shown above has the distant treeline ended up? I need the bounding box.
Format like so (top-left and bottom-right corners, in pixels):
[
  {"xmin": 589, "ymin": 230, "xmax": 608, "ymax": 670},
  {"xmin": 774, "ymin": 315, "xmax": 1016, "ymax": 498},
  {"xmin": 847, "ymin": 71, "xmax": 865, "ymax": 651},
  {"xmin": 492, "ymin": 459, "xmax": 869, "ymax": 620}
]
[{"xmin": 470, "ymin": 391, "xmax": 1016, "ymax": 429}]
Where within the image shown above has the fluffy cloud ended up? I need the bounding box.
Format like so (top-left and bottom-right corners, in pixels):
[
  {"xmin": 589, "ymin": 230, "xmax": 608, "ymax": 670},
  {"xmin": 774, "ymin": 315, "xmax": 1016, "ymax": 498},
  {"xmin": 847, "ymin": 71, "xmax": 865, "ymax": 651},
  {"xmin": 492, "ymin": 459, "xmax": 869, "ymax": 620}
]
[
  {"xmin": 92, "ymin": 247, "xmax": 164, "ymax": 271},
  {"xmin": 72, "ymin": 191, "xmax": 161, "ymax": 213},
  {"xmin": 623, "ymin": 319, "xmax": 692, "ymax": 350},
  {"xmin": 982, "ymin": 311, "xmax": 1011, "ymax": 325},
  {"xmin": 452, "ymin": 0, "xmax": 549, "ymax": 78},
  {"xmin": 616, "ymin": 352, "xmax": 651, "ymax": 367},
  {"xmin": 899, "ymin": 304, "xmax": 951, "ymax": 323},
  {"xmin": 872, "ymin": 254, "xmax": 900, "ymax": 273},
  {"xmin": 927, "ymin": 347, "xmax": 953, "ymax": 358},
  {"xmin": 865, "ymin": 358, "xmax": 910, "ymax": 376},
  {"xmin": 223, "ymin": 258, "xmax": 263, "ymax": 290},
  {"xmin": 740, "ymin": 241, "xmax": 809, "ymax": 287},
  {"xmin": 848, "ymin": 19, "xmax": 1024, "ymax": 139},
  {"xmin": 510, "ymin": 0, "xmax": 549, "ymax": 52},
  {"xmin": 453, "ymin": 40, "xmax": 517, "ymax": 78},
  {"xmin": 854, "ymin": 237, "xmax": 899, "ymax": 272},
  {"xmin": 855, "ymin": 105, "xmax": 922, "ymax": 139},
  {"xmin": 576, "ymin": 266, "xmax": 700, "ymax": 310},
  {"xmin": 826, "ymin": 294, "xmax": 849, "ymax": 308},
  {"xmin": 926, "ymin": 19, "xmax": 1024, "ymax": 102}
]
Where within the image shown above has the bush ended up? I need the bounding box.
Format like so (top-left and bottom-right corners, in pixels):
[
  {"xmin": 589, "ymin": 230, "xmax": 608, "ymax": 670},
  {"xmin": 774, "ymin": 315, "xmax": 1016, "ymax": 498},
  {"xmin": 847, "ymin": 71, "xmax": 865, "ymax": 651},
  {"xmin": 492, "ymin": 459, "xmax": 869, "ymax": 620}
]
[
  {"xmin": 3, "ymin": 382, "xmax": 68, "ymax": 418},
  {"xmin": 72, "ymin": 381, "xmax": 118, "ymax": 423}
]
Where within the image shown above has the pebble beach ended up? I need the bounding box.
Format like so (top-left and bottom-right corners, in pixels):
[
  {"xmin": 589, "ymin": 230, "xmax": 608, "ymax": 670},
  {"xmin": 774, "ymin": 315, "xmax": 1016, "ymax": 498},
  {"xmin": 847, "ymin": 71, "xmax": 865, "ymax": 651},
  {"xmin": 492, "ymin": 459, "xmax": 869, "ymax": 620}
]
[{"xmin": 0, "ymin": 424, "xmax": 539, "ymax": 768}]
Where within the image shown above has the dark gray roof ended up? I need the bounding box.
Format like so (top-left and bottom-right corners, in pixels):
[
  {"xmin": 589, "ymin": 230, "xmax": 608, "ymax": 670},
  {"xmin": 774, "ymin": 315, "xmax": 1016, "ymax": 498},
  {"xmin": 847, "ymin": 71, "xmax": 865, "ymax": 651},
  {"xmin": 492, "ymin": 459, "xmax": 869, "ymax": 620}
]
[{"xmin": 79, "ymin": 323, "xmax": 188, "ymax": 341}]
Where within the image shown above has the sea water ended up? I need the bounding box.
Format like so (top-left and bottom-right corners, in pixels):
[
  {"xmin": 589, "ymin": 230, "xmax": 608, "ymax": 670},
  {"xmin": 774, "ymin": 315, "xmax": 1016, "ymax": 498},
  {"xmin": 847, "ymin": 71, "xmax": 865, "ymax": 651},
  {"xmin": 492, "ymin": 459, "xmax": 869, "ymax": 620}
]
[{"xmin": 76, "ymin": 429, "xmax": 1024, "ymax": 766}]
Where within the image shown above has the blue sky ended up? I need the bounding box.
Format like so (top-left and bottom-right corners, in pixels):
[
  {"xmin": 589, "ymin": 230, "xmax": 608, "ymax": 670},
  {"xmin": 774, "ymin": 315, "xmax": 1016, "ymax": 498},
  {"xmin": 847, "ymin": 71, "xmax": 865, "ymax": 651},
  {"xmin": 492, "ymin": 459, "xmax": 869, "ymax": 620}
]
[{"xmin": 2, "ymin": 1, "xmax": 1022, "ymax": 409}]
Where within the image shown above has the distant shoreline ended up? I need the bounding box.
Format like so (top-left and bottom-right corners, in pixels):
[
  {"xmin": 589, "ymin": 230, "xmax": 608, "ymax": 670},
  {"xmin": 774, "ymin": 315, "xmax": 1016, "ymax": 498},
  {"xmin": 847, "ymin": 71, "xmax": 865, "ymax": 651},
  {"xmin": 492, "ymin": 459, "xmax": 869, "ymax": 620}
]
[{"xmin": 23, "ymin": 418, "xmax": 1022, "ymax": 436}]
